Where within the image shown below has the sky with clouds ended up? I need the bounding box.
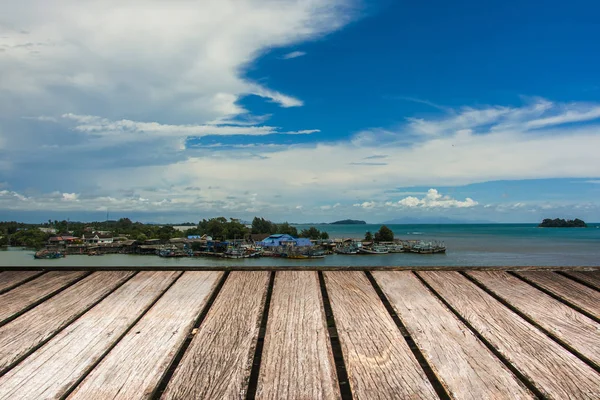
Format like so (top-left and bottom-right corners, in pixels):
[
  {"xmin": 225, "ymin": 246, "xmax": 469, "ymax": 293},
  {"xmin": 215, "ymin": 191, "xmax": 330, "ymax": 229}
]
[{"xmin": 1, "ymin": 0, "xmax": 600, "ymax": 223}]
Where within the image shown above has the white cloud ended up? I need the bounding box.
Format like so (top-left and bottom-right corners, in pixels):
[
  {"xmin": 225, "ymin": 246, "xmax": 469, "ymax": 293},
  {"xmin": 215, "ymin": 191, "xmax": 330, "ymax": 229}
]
[
  {"xmin": 282, "ymin": 51, "xmax": 307, "ymax": 59},
  {"xmin": 61, "ymin": 192, "xmax": 79, "ymax": 201},
  {"xmin": 0, "ymin": 0, "xmax": 355, "ymax": 120},
  {"xmin": 391, "ymin": 189, "xmax": 478, "ymax": 208},
  {"xmin": 353, "ymin": 201, "xmax": 376, "ymax": 209}
]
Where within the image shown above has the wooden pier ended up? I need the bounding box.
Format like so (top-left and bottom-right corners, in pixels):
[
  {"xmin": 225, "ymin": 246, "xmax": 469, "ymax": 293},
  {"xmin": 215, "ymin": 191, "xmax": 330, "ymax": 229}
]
[{"xmin": 0, "ymin": 266, "xmax": 598, "ymax": 399}]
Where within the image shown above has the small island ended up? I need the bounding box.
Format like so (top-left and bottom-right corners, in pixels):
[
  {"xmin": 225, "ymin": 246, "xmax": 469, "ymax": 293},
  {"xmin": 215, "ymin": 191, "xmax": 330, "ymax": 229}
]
[
  {"xmin": 538, "ymin": 218, "xmax": 587, "ymax": 228},
  {"xmin": 330, "ymin": 219, "xmax": 366, "ymax": 225}
]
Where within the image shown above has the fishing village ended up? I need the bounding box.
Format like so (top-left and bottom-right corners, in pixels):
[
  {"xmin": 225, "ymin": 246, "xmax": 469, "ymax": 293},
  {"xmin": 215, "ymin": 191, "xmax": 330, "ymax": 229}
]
[
  {"xmin": 33, "ymin": 231, "xmax": 446, "ymax": 260},
  {"xmin": 0, "ymin": 217, "xmax": 445, "ymax": 260}
]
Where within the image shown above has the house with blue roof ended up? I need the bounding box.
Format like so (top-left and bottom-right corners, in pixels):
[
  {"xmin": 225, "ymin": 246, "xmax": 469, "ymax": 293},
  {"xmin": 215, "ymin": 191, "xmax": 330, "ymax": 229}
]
[{"xmin": 258, "ymin": 234, "xmax": 312, "ymax": 247}]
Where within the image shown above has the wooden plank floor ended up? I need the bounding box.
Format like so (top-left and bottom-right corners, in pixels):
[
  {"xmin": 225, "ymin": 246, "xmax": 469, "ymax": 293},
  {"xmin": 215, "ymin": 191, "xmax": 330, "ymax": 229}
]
[
  {"xmin": 0, "ymin": 271, "xmax": 87, "ymax": 326},
  {"xmin": 467, "ymin": 271, "xmax": 600, "ymax": 367},
  {"xmin": 0, "ymin": 271, "xmax": 180, "ymax": 400},
  {"xmin": 69, "ymin": 271, "xmax": 222, "ymax": 399},
  {"xmin": 256, "ymin": 271, "xmax": 340, "ymax": 400},
  {"xmin": 0, "ymin": 271, "xmax": 134, "ymax": 374},
  {"xmin": 0, "ymin": 271, "xmax": 44, "ymax": 294},
  {"xmin": 517, "ymin": 271, "xmax": 600, "ymax": 319},
  {"xmin": 0, "ymin": 268, "xmax": 598, "ymax": 399},
  {"xmin": 373, "ymin": 271, "xmax": 532, "ymax": 399},
  {"xmin": 324, "ymin": 271, "xmax": 438, "ymax": 399},
  {"xmin": 564, "ymin": 270, "xmax": 600, "ymax": 290},
  {"xmin": 419, "ymin": 271, "xmax": 600, "ymax": 399},
  {"xmin": 162, "ymin": 271, "xmax": 270, "ymax": 399}
]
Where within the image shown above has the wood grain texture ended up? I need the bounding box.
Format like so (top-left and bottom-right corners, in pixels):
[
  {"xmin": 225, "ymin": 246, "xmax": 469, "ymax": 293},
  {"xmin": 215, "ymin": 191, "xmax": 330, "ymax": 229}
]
[
  {"xmin": 162, "ymin": 271, "xmax": 270, "ymax": 400},
  {"xmin": 468, "ymin": 271, "xmax": 600, "ymax": 366},
  {"xmin": 0, "ymin": 271, "xmax": 180, "ymax": 400},
  {"xmin": 0, "ymin": 271, "xmax": 86, "ymax": 324},
  {"xmin": 517, "ymin": 271, "xmax": 600, "ymax": 319},
  {"xmin": 324, "ymin": 271, "xmax": 437, "ymax": 400},
  {"xmin": 0, "ymin": 271, "xmax": 133, "ymax": 373},
  {"xmin": 374, "ymin": 271, "xmax": 532, "ymax": 400},
  {"xmin": 68, "ymin": 271, "xmax": 222, "ymax": 400},
  {"xmin": 563, "ymin": 271, "xmax": 600, "ymax": 290},
  {"xmin": 0, "ymin": 271, "xmax": 44, "ymax": 293},
  {"xmin": 256, "ymin": 271, "xmax": 340, "ymax": 400},
  {"xmin": 420, "ymin": 271, "xmax": 600, "ymax": 399}
]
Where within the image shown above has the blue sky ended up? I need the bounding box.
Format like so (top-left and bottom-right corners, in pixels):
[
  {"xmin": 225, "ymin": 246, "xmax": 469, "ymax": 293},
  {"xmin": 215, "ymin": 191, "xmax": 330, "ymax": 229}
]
[{"xmin": 1, "ymin": 0, "xmax": 599, "ymax": 223}]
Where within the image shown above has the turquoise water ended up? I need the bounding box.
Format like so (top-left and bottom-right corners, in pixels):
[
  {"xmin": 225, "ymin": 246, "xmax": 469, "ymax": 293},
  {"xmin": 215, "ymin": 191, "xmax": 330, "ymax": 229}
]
[{"xmin": 1, "ymin": 224, "xmax": 599, "ymax": 267}]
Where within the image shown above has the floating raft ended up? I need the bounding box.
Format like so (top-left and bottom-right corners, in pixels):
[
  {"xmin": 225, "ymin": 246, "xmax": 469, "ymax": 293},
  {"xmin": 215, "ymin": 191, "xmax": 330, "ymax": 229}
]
[{"xmin": 0, "ymin": 267, "xmax": 599, "ymax": 399}]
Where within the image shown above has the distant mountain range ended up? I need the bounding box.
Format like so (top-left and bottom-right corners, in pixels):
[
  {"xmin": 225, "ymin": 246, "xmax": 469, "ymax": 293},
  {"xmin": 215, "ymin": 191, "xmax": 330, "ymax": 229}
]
[
  {"xmin": 330, "ymin": 219, "xmax": 366, "ymax": 225},
  {"xmin": 381, "ymin": 217, "xmax": 493, "ymax": 224}
]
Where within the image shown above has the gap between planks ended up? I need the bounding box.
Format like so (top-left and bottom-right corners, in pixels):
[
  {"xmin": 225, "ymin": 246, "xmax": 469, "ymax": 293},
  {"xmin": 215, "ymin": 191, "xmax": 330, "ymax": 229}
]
[
  {"xmin": 0, "ymin": 271, "xmax": 136, "ymax": 377},
  {"xmin": 418, "ymin": 271, "xmax": 600, "ymax": 399},
  {"xmin": 465, "ymin": 271, "xmax": 600, "ymax": 372}
]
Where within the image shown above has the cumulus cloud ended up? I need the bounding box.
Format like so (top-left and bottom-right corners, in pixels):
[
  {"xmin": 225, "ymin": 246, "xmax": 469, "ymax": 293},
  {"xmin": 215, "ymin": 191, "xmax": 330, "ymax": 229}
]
[
  {"xmin": 282, "ymin": 51, "xmax": 307, "ymax": 59},
  {"xmin": 61, "ymin": 193, "xmax": 79, "ymax": 201},
  {"xmin": 392, "ymin": 189, "xmax": 478, "ymax": 208},
  {"xmin": 0, "ymin": 0, "xmax": 355, "ymax": 121}
]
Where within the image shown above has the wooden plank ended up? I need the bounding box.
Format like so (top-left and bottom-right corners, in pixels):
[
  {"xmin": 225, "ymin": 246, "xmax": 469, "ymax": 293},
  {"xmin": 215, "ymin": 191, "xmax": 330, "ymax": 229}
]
[
  {"xmin": 419, "ymin": 271, "xmax": 600, "ymax": 399},
  {"xmin": 563, "ymin": 271, "xmax": 600, "ymax": 290},
  {"xmin": 0, "ymin": 271, "xmax": 134, "ymax": 373},
  {"xmin": 162, "ymin": 271, "xmax": 270, "ymax": 399},
  {"xmin": 374, "ymin": 271, "xmax": 532, "ymax": 399},
  {"xmin": 468, "ymin": 271, "xmax": 600, "ymax": 366},
  {"xmin": 0, "ymin": 271, "xmax": 44, "ymax": 294},
  {"xmin": 68, "ymin": 271, "xmax": 222, "ymax": 399},
  {"xmin": 256, "ymin": 271, "xmax": 340, "ymax": 400},
  {"xmin": 517, "ymin": 271, "xmax": 600, "ymax": 319},
  {"xmin": 324, "ymin": 271, "xmax": 437, "ymax": 399},
  {"xmin": 0, "ymin": 271, "xmax": 180, "ymax": 400},
  {"xmin": 0, "ymin": 271, "xmax": 86, "ymax": 325}
]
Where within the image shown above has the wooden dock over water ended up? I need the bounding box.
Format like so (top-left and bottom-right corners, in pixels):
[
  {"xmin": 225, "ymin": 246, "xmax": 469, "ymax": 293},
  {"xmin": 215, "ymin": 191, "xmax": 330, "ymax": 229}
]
[{"xmin": 0, "ymin": 266, "xmax": 598, "ymax": 399}]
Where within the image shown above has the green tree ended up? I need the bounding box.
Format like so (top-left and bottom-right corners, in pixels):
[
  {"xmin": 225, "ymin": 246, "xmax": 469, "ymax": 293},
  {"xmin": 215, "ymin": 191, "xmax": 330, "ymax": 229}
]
[
  {"xmin": 225, "ymin": 218, "xmax": 249, "ymax": 240},
  {"xmin": 136, "ymin": 233, "xmax": 148, "ymax": 242},
  {"xmin": 276, "ymin": 222, "xmax": 298, "ymax": 237},
  {"xmin": 320, "ymin": 231, "xmax": 329, "ymax": 240},
  {"xmin": 364, "ymin": 231, "xmax": 373, "ymax": 241},
  {"xmin": 299, "ymin": 226, "xmax": 324, "ymax": 240},
  {"xmin": 251, "ymin": 217, "xmax": 276, "ymax": 234},
  {"xmin": 374, "ymin": 225, "xmax": 394, "ymax": 242}
]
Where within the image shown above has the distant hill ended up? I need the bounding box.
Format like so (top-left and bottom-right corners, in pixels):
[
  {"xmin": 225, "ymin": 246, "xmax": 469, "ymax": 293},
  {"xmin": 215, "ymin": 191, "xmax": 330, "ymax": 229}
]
[
  {"xmin": 539, "ymin": 218, "xmax": 587, "ymax": 228},
  {"xmin": 382, "ymin": 217, "xmax": 492, "ymax": 224},
  {"xmin": 330, "ymin": 219, "xmax": 366, "ymax": 225}
]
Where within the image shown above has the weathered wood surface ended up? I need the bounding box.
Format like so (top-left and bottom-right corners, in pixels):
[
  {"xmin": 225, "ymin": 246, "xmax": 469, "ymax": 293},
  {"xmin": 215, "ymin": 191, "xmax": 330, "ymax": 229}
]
[
  {"xmin": 324, "ymin": 271, "xmax": 437, "ymax": 399},
  {"xmin": 0, "ymin": 271, "xmax": 44, "ymax": 294},
  {"xmin": 256, "ymin": 271, "xmax": 340, "ymax": 400},
  {"xmin": 0, "ymin": 271, "xmax": 180, "ymax": 400},
  {"xmin": 374, "ymin": 271, "xmax": 532, "ymax": 399},
  {"xmin": 0, "ymin": 271, "xmax": 134, "ymax": 373},
  {"xmin": 563, "ymin": 271, "xmax": 600, "ymax": 290},
  {"xmin": 468, "ymin": 271, "xmax": 600, "ymax": 366},
  {"xmin": 420, "ymin": 271, "xmax": 600, "ymax": 399},
  {"xmin": 0, "ymin": 271, "xmax": 86, "ymax": 325},
  {"xmin": 517, "ymin": 271, "xmax": 600, "ymax": 319},
  {"xmin": 69, "ymin": 271, "xmax": 222, "ymax": 399},
  {"xmin": 162, "ymin": 271, "xmax": 269, "ymax": 399}
]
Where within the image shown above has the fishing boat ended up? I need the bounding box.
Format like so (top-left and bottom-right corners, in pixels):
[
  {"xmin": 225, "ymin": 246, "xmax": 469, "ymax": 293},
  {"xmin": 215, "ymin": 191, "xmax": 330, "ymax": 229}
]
[
  {"xmin": 34, "ymin": 249, "xmax": 65, "ymax": 259},
  {"xmin": 385, "ymin": 244, "xmax": 405, "ymax": 253},
  {"xmin": 409, "ymin": 241, "xmax": 446, "ymax": 254},
  {"xmin": 335, "ymin": 244, "xmax": 360, "ymax": 254},
  {"xmin": 358, "ymin": 245, "xmax": 389, "ymax": 255}
]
